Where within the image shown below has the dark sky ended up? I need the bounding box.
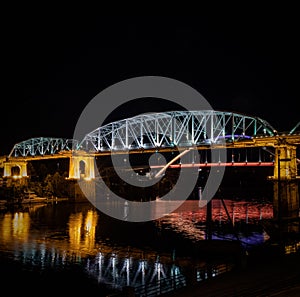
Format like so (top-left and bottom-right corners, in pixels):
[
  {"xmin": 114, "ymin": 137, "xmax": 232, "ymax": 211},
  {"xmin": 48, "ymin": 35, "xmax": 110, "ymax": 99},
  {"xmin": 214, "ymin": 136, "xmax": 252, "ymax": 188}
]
[{"xmin": 2, "ymin": 12, "xmax": 299, "ymax": 155}]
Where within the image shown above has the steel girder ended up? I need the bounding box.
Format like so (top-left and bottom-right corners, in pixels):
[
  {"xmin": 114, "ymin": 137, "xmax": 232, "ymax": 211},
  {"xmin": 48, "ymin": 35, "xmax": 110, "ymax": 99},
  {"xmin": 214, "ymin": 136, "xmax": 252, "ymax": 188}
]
[
  {"xmin": 9, "ymin": 137, "xmax": 78, "ymax": 157},
  {"xmin": 289, "ymin": 121, "xmax": 300, "ymax": 135},
  {"xmin": 78, "ymin": 110, "xmax": 276, "ymax": 152}
]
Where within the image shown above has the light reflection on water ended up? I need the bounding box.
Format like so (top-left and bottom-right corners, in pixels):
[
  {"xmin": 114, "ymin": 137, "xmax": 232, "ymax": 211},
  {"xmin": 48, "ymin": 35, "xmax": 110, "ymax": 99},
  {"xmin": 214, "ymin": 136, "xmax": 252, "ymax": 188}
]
[
  {"xmin": 0, "ymin": 199, "xmax": 273, "ymax": 291},
  {"xmin": 159, "ymin": 200, "xmax": 273, "ymax": 246}
]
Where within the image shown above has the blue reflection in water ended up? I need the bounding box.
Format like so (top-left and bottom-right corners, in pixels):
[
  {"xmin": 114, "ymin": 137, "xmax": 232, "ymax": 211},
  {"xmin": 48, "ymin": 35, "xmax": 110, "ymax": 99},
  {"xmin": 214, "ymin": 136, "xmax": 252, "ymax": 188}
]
[{"xmin": 85, "ymin": 252, "xmax": 183, "ymax": 290}]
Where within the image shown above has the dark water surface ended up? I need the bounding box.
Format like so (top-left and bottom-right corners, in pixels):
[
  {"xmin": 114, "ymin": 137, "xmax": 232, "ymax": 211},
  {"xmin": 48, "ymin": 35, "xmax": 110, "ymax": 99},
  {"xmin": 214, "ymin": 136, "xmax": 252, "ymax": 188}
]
[{"xmin": 0, "ymin": 199, "xmax": 273, "ymax": 295}]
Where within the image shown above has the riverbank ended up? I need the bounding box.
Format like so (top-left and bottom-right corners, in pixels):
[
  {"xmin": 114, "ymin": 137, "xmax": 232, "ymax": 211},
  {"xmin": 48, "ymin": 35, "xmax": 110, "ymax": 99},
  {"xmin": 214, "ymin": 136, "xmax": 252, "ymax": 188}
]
[
  {"xmin": 164, "ymin": 244, "xmax": 300, "ymax": 296},
  {"xmin": 0, "ymin": 196, "xmax": 70, "ymax": 207}
]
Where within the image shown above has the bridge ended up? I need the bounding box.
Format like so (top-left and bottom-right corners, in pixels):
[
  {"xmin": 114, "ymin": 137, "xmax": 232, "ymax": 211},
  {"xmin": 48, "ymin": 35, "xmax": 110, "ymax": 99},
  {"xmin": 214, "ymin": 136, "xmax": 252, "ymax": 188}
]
[{"xmin": 1, "ymin": 110, "xmax": 300, "ymax": 219}]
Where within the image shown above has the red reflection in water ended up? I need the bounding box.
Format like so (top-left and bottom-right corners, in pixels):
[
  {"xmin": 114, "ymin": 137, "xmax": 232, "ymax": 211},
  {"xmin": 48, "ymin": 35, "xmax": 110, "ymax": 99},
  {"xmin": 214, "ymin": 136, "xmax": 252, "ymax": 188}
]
[
  {"xmin": 158, "ymin": 200, "xmax": 273, "ymax": 241},
  {"xmin": 174, "ymin": 199, "xmax": 273, "ymax": 222}
]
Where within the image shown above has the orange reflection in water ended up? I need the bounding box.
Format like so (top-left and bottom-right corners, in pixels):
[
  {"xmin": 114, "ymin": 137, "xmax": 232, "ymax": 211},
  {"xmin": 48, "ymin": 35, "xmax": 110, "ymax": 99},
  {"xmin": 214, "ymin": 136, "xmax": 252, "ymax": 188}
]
[
  {"xmin": 1, "ymin": 212, "xmax": 30, "ymax": 244},
  {"xmin": 83, "ymin": 210, "xmax": 98, "ymax": 250},
  {"xmin": 68, "ymin": 210, "xmax": 98, "ymax": 252},
  {"xmin": 68, "ymin": 212, "xmax": 83, "ymax": 250}
]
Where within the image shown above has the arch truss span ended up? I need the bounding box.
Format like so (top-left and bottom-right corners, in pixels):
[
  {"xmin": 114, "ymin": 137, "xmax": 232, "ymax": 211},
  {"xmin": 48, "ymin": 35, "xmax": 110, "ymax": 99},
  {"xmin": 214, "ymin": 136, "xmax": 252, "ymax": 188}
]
[
  {"xmin": 9, "ymin": 137, "xmax": 79, "ymax": 158},
  {"xmin": 78, "ymin": 110, "xmax": 276, "ymax": 152}
]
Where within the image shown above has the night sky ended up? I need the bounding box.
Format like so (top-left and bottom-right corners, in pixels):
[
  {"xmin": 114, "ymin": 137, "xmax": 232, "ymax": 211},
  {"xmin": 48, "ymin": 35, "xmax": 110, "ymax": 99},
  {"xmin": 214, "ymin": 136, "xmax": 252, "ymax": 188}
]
[{"xmin": 2, "ymin": 12, "xmax": 299, "ymax": 155}]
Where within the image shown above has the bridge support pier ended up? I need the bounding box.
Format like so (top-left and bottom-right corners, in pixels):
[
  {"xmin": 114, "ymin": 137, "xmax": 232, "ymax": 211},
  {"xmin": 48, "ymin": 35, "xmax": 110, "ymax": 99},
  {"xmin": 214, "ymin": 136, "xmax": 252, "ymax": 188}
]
[
  {"xmin": 73, "ymin": 180, "xmax": 96, "ymax": 203},
  {"xmin": 3, "ymin": 160, "xmax": 27, "ymax": 178},
  {"xmin": 269, "ymin": 145, "xmax": 300, "ymax": 221},
  {"xmin": 1, "ymin": 160, "xmax": 28, "ymax": 187},
  {"xmin": 68, "ymin": 152, "xmax": 96, "ymax": 202},
  {"xmin": 68, "ymin": 152, "xmax": 95, "ymax": 180}
]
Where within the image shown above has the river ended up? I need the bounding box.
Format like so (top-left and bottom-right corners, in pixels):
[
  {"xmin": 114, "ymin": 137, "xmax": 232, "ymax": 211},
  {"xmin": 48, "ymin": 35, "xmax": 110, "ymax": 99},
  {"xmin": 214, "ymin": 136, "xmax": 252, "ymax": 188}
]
[{"xmin": 0, "ymin": 197, "xmax": 275, "ymax": 296}]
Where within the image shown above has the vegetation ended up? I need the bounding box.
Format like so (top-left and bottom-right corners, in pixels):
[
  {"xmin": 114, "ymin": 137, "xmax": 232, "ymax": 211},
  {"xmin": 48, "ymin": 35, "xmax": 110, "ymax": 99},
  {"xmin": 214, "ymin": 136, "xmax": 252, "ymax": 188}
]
[{"xmin": 0, "ymin": 166, "xmax": 73, "ymax": 201}]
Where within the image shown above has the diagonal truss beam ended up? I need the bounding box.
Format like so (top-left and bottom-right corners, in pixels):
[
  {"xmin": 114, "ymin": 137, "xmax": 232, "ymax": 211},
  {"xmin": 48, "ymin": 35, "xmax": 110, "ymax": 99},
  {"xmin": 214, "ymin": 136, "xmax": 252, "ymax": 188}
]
[
  {"xmin": 9, "ymin": 137, "xmax": 78, "ymax": 157},
  {"xmin": 7, "ymin": 111, "xmax": 278, "ymax": 157},
  {"xmin": 78, "ymin": 110, "xmax": 276, "ymax": 152}
]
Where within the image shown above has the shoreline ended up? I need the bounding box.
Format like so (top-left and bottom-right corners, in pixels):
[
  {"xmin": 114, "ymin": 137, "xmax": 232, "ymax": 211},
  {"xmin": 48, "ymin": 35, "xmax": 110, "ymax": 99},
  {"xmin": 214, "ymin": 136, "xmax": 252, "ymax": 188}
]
[
  {"xmin": 165, "ymin": 245, "xmax": 300, "ymax": 296},
  {"xmin": 0, "ymin": 197, "xmax": 70, "ymax": 208}
]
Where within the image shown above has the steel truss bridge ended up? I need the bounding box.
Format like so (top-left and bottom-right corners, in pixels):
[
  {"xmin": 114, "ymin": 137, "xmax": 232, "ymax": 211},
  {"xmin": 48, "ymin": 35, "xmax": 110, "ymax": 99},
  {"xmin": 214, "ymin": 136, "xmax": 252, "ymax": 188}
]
[
  {"xmin": 1, "ymin": 110, "xmax": 300, "ymax": 220},
  {"xmin": 5, "ymin": 110, "xmax": 300, "ymax": 178},
  {"xmin": 8, "ymin": 110, "xmax": 300, "ymax": 158}
]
